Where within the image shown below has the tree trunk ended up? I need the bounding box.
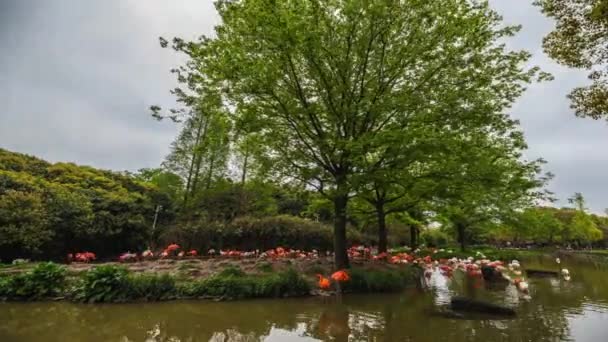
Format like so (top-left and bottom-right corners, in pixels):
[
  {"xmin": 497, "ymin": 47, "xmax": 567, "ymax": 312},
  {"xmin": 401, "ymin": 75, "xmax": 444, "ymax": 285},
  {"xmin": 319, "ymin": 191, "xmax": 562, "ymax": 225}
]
[
  {"xmin": 376, "ymin": 201, "xmax": 388, "ymax": 254},
  {"xmin": 410, "ymin": 225, "xmax": 418, "ymax": 248},
  {"xmin": 205, "ymin": 153, "xmax": 215, "ymax": 190},
  {"xmin": 333, "ymin": 179, "xmax": 350, "ymax": 269},
  {"xmin": 237, "ymin": 147, "xmax": 249, "ymax": 217},
  {"xmin": 240, "ymin": 146, "xmax": 249, "ymax": 186},
  {"xmin": 183, "ymin": 115, "xmax": 208, "ymax": 209},
  {"xmin": 457, "ymin": 223, "xmax": 466, "ymax": 251}
]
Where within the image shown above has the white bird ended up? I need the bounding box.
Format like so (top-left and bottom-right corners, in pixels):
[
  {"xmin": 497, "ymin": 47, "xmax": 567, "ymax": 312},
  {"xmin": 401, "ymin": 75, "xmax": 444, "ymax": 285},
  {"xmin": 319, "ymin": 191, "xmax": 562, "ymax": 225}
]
[
  {"xmin": 561, "ymin": 269, "xmax": 570, "ymax": 277},
  {"xmin": 555, "ymin": 257, "xmax": 561, "ymax": 264},
  {"xmin": 517, "ymin": 281, "xmax": 529, "ymax": 293}
]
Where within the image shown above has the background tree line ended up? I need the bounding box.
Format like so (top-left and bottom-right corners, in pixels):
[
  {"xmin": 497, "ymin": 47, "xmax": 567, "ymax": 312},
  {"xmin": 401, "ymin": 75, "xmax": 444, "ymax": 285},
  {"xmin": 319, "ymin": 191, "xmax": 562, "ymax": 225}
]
[
  {"xmin": 1, "ymin": 146, "xmax": 605, "ymax": 262},
  {"xmin": 0, "ymin": 149, "xmax": 173, "ymax": 261}
]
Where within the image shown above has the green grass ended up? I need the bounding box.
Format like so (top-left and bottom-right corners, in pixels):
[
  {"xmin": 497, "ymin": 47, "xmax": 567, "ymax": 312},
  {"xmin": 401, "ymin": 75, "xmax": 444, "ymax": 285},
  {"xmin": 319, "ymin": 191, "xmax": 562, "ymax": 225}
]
[{"xmin": 256, "ymin": 262, "xmax": 274, "ymax": 273}]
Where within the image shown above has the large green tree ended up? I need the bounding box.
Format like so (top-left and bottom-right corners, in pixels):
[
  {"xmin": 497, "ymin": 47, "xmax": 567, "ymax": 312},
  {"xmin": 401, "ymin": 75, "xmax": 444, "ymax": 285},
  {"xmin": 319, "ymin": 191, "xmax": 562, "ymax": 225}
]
[
  {"xmin": 535, "ymin": 0, "xmax": 608, "ymax": 119},
  {"xmin": 163, "ymin": 0, "xmax": 546, "ymax": 268}
]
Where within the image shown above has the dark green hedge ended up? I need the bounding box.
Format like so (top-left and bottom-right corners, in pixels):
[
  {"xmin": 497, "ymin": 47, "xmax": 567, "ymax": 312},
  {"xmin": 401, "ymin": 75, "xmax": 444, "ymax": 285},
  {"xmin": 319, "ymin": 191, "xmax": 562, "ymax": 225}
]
[{"xmin": 161, "ymin": 215, "xmax": 371, "ymax": 252}]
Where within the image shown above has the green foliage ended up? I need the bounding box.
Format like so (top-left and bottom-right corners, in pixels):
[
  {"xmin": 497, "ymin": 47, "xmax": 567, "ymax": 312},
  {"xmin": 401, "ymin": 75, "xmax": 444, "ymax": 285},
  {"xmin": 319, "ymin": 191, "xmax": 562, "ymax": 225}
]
[
  {"xmin": 0, "ymin": 262, "xmax": 66, "ymax": 300},
  {"xmin": 161, "ymin": 0, "xmax": 547, "ymax": 269},
  {"xmin": 0, "ymin": 187, "xmax": 53, "ymax": 255},
  {"xmin": 180, "ymin": 268, "xmax": 310, "ymax": 300},
  {"xmin": 256, "ymin": 262, "xmax": 273, "ymax": 273},
  {"xmin": 570, "ymin": 211, "xmax": 603, "ymax": 244},
  {"xmin": 535, "ymin": 0, "xmax": 608, "ymax": 119},
  {"xmin": 126, "ymin": 273, "xmax": 177, "ymax": 301},
  {"xmin": 343, "ymin": 268, "xmax": 414, "ymax": 293},
  {"xmin": 135, "ymin": 168, "xmax": 184, "ymax": 203},
  {"xmin": 218, "ymin": 265, "xmax": 246, "ymax": 278},
  {"xmin": 420, "ymin": 230, "xmax": 451, "ymax": 248},
  {"xmin": 0, "ymin": 149, "xmax": 172, "ymax": 260},
  {"xmin": 487, "ymin": 193, "xmax": 605, "ymax": 246},
  {"xmin": 162, "ymin": 215, "xmax": 369, "ymax": 251},
  {"xmin": 74, "ymin": 265, "xmax": 130, "ymax": 303},
  {"xmin": 74, "ymin": 267, "xmax": 178, "ymax": 303}
]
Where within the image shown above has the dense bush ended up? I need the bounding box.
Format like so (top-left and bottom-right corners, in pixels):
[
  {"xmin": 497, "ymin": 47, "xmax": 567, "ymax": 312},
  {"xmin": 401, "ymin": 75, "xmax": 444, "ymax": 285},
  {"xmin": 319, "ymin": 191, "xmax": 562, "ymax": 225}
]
[
  {"xmin": 126, "ymin": 273, "xmax": 177, "ymax": 301},
  {"xmin": 0, "ymin": 262, "xmax": 66, "ymax": 300},
  {"xmin": 343, "ymin": 267, "xmax": 414, "ymax": 293},
  {"xmin": 0, "ymin": 149, "xmax": 173, "ymax": 261},
  {"xmin": 162, "ymin": 215, "xmax": 371, "ymax": 252},
  {"xmin": 73, "ymin": 265, "xmax": 178, "ymax": 303},
  {"xmin": 73, "ymin": 265, "xmax": 130, "ymax": 303},
  {"xmin": 0, "ymin": 262, "xmax": 421, "ymax": 302},
  {"xmin": 180, "ymin": 268, "xmax": 310, "ymax": 300}
]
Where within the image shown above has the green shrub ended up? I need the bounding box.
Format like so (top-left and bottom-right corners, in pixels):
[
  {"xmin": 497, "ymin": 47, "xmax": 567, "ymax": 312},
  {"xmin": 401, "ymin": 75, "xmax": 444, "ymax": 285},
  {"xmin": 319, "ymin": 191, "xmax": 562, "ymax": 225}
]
[
  {"xmin": 162, "ymin": 215, "xmax": 372, "ymax": 252},
  {"xmin": 256, "ymin": 262, "xmax": 273, "ymax": 273},
  {"xmin": 343, "ymin": 267, "xmax": 414, "ymax": 293},
  {"xmin": 249, "ymin": 268, "xmax": 310, "ymax": 298},
  {"xmin": 180, "ymin": 268, "xmax": 310, "ymax": 300},
  {"xmin": 218, "ymin": 265, "xmax": 246, "ymax": 277},
  {"xmin": 73, "ymin": 265, "xmax": 129, "ymax": 303},
  {"xmin": 126, "ymin": 273, "xmax": 176, "ymax": 301},
  {"xmin": 0, "ymin": 262, "xmax": 66, "ymax": 300},
  {"xmin": 0, "ymin": 275, "xmax": 10, "ymax": 298}
]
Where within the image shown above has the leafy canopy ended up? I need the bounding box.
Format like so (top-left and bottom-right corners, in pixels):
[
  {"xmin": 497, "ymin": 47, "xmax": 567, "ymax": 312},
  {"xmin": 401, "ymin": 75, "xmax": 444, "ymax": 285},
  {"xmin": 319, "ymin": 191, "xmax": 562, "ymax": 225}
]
[{"xmin": 535, "ymin": 0, "xmax": 608, "ymax": 119}]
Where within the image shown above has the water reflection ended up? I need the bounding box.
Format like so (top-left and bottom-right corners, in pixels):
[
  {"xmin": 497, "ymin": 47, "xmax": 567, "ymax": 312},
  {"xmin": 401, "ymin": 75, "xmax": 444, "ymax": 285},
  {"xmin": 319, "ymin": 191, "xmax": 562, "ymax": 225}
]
[{"xmin": 1, "ymin": 257, "xmax": 607, "ymax": 341}]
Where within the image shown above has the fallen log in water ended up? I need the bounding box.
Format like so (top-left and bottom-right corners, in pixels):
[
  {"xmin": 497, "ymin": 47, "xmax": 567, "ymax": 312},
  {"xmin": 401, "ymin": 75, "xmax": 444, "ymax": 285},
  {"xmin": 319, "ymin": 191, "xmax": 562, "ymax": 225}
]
[
  {"xmin": 450, "ymin": 297, "xmax": 516, "ymax": 317},
  {"xmin": 525, "ymin": 269, "xmax": 559, "ymax": 277},
  {"xmin": 427, "ymin": 308, "xmax": 467, "ymax": 320}
]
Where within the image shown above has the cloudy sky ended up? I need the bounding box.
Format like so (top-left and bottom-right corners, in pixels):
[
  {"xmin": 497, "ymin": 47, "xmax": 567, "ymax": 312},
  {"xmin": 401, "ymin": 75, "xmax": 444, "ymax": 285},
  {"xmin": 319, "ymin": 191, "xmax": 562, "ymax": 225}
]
[{"xmin": 1, "ymin": 1, "xmax": 607, "ymax": 212}]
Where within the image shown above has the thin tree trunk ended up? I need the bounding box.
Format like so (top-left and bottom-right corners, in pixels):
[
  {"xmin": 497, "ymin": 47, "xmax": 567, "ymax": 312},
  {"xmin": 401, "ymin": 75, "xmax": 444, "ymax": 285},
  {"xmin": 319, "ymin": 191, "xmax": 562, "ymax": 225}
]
[
  {"xmin": 333, "ymin": 177, "xmax": 350, "ymax": 269},
  {"xmin": 189, "ymin": 117, "xmax": 211, "ymax": 198},
  {"xmin": 240, "ymin": 146, "xmax": 249, "ymax": 186},
  {"xmin": 410, "ymin": 225, "xmax": 418, "ymax": 248},
  {"xmin": 457, "ymin": 223, "xmax": 466, "ymax": 251},
  {"xmin": 376, "ymin": 201, "xmax": 388, "ymax": 254},
  {"xmin": 204, "ymin": 152, "xmax": 216, "ymax": 190},
  {"xmin": 183, "ymin": 115, "xmax": 208, "ymax": 208},
  {"xmin": 236, "ymin": 147, "xmax": 249, "ymax": 217},
  {"xmin": 189, "ymin": 152, "xmax": 204, "ymax": 197}
]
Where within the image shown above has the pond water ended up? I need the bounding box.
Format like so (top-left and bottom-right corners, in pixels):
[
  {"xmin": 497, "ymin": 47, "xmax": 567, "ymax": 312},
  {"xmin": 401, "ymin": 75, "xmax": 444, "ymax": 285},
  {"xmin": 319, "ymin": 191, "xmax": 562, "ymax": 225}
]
[{"xmin": 1, "ymin": 256, "xmax": 608, "ymax": 341}]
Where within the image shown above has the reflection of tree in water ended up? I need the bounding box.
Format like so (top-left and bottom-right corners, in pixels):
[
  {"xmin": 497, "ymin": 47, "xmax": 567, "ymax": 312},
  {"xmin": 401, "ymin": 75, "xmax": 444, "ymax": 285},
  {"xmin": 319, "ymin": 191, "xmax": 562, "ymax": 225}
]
[{"xmin": 310, "ymin": 305, "xmax": 351, "ymax": 341}]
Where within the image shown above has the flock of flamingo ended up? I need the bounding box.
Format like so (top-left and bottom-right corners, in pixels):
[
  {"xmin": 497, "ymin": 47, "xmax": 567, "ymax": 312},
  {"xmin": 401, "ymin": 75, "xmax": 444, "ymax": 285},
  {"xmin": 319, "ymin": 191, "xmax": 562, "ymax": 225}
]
[{"xmin": 67, "ymin": 245, "xmax": 571, "ymax": 295}]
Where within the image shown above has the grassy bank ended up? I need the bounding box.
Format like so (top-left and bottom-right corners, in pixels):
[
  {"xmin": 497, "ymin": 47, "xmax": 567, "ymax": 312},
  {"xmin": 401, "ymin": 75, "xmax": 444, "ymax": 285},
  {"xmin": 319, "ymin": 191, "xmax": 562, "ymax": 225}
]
[{"xmin": 0, "ymin": 260, "xmax": 416, "ymax": 303}]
